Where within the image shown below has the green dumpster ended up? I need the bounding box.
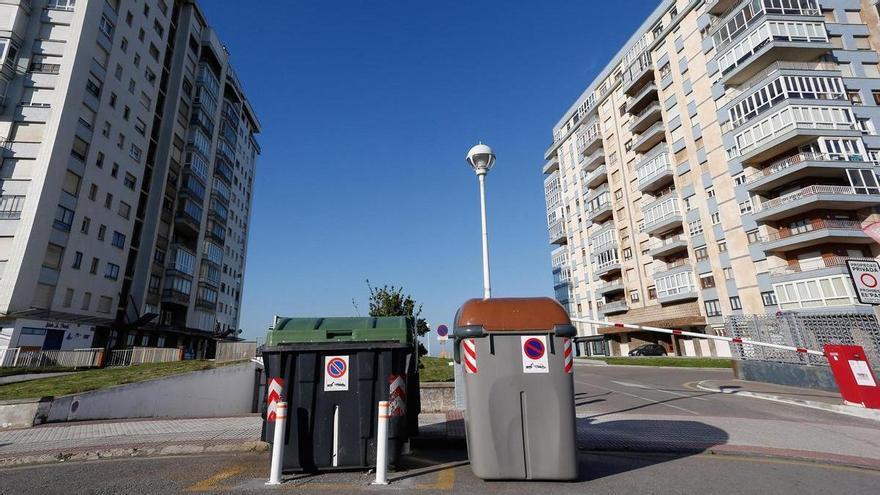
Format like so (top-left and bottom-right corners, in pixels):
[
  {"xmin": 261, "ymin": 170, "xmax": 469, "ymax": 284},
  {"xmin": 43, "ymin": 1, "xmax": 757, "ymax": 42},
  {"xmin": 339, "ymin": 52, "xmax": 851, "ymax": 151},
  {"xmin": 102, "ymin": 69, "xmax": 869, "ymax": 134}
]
[{"xmin": 261, "ymin": 316, "xmax": 420, "ymax": 471}]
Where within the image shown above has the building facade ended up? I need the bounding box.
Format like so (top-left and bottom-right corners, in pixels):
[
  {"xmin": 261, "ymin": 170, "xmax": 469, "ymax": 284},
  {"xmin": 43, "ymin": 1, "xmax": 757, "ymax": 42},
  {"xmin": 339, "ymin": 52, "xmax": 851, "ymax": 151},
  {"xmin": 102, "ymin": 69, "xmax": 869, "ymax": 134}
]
[
  {"xmin": 543, "ymin": 0, "xmax": 880, "ymax": 357},
  {"xmin": 0, "ymin": 0, "xmax": 259, "ymax": 357}
]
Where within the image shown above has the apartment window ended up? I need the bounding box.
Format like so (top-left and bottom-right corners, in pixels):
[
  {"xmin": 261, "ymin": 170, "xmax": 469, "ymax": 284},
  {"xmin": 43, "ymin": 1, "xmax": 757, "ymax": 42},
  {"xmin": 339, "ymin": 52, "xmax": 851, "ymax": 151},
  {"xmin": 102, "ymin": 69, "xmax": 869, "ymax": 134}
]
[
  {"xmin": 659, "ymin": 62, "xmax": 671, "ymax": 78},
  {"xmin": 723, "ymin": 267, "xmax": 733, "ymax": 280},
  {"xmin": 86, "ymin": 77, "xmax": 101, "ymax": 98},
  {"xmin": 746, "ymin": 229, "xmax": 760, "ymax": 243},
  {"xmin": 614, "ymin": 189, "xmax": 623, "ymax": 200},
  {"xmin": 864, "ymin": 63, "xmax": 880, "ymax": 79},
  {"xmin": 104, "ymin": 193, "xmax": 113, "ymax": 209},
  {"xmin": 133, "ymin": 53, "xmax": 141, "ymax": 68},
  {"xmin": 630, "ymin": 289, "xmax": 640, "ymax": 303},
  {"xmin": 111, "ymin": 231, "xmax": 126, "ymax": 248},
  {"xmin": 718, "ymin": 240, "xmax": 727, "ymax": 252},
  {"xmin": 623, "ymin": 247, "xmax": 632, "ymax": 261},
  {"xmin": 105, "ymin": 263, "xmax": 120, "ymax": 280},
  {"xmin": 53, "ymin": 205, "xmax": 74, "ymax": 231},
  {"xmin": 109, "ymin": 92, "xmax": 117, "ymax": 108},
  {"xmin": 682, "ymin": 195, "xmax": 694, "ymax": 211},
  {"xmin": 624, "ymin": 140, "xmax": 632, "ymax": 152},
  {"xmin": 848, "ymin": 90, "xmax": 864, "ymax": 106},
  {"xmin": 688, "ymin": 219, "xmax": 703, "ymax": 237},
  {"xmin": 62, "ymin": 288, "xmax": 74, "ymax": 308},
  {"xmin": 733, "ymin": 173, "xmax": 747, "ymax": 185},
  {"xmin": 0, "ymin": 195, "xmax": 25, "ymax": 219},
  {"xmin": 761, "ymin": 290, "xmax": 778, "ymax": 306},
  {"xmin": 121, "ymin": 37, "xmax": 128, "ymax": 53},
  {"xmin": 128, "ymin": 79, "xmax": 135, "ymax": 93},
  {"xmin": 730, "ymin": 296, "xmax": 743, "ymax": 310},
  {"xmin": 130, "ymin": 144, "xmax": 142, "ymax": 162},
  {"xmin": 97, "ymin": 224, "xmax": 106, "ymax": 241},
  {"xmin": 43, "ymin": 243, "xmax": 64, "ymax": 269},
  {"xmin": 704, "ymin": 299, "xmax": 722, "ymax": 317},
  {"xmin": 711, "ymin": 212, "xmax": 721, "ymax": 225},
  {"xmin": 98, "ymin": 296, "xmax": 113, "ymax": 314},
  {"xmin": 114, "ymin": 63, "xmax": 123, "ymax": 80},
  {"xmin": 648, "ymin": 286, "xmax": 657, "ymax": 300},
  {"xmin": 71, "ymin": 136, "xmax": 89, "ymax": 161},
  {"xmin": 699, "ymin": 272, "xmax": 716, "ymax": 289},
  {"xmin": 738, "ymin": 199, "xmax": 753, "ymax": 214},
  {"xmin": 117, "ymin": 133, "xmax": 125, "ymax": 149},
  {"xmin": 88, "ymin": 184, "xmax": 97, "ymax": 201},
  {"xmin": 89, "ymin": 257, "xmax": 99, "ymax": 274},
  {"xmin": 125, "ymin": 10, "xmax": 133, "ymax": 26},
  {"xmin": 873, "ymin": 91, "xmax": 880, "ymax": 106},
  {"xmin": 95, "ymin": 151, "xmax": 105, "ymax": 169},
  {"xmin": 81, "ymin": 292, "xmax": 92, "ymax": 310},
  {"xmin": 134, "ymin": 118, "xmax": 146, "ymax": 136},
  {"xmin": 80, "ymin": 216, "xmax": 90, "ymax": 234},
  {"xmin": 123, "ymin": 173, "xmax": 136, "ymax": 190},
  {"xmin": 118, "ymin": 201, "xmax": 131, "ymax": 219},
  {"xmin": 695, "ymin": 246, "xmax": 709, "ymax": 261},
  {"xmin": 72, "ymin": 251, "xmax": 83, "ymax": 269},
  {"xmin": 706, "ymin": 187, "xmax": 715, "ymax": 198},
  {"xmin": 111, "ymin": 162, "xmax": 119, "ymax": 178}
]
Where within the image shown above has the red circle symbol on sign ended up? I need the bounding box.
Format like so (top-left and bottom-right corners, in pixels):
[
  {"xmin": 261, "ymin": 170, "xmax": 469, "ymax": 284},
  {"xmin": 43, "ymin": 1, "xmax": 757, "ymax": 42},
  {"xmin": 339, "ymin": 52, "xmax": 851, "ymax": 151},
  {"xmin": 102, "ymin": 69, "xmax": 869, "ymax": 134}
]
[
  {"xmin": 861, "ymin": 273, "xmax": 878, "ymax": 288},
  {"xmin": 523, "ymin": 338, "xmax": 545, "ymax": 360},
  {"xmin": 327, "ymin": 358, "xmax": 346, "ymax": 378}
]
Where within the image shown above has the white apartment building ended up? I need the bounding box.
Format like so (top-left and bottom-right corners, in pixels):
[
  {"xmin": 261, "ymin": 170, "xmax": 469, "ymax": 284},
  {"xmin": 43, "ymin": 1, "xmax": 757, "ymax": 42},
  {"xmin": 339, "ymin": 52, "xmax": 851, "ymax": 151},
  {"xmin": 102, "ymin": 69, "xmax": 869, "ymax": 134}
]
[
  {"xmin": 543, "ymin": 0, "xmax": 880, "ymax": 357},
  {"xmin": 0, "ymin": 0, "xmax": 259, "ymax": 357}
]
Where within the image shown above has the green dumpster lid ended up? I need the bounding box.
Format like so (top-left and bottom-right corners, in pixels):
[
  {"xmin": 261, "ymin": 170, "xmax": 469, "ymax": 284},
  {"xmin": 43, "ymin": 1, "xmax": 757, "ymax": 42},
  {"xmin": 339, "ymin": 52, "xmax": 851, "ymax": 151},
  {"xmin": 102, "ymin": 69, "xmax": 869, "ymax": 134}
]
[{"xmin": 266, "ymin": 316, "xmax": 414, "ymax": 346}]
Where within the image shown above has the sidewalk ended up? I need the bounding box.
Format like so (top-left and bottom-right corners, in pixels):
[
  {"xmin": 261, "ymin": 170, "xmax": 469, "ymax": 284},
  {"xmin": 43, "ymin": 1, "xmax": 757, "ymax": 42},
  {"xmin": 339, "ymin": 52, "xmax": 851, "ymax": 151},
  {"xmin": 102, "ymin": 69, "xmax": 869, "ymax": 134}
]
[{"xmin": 697, "ymin": 379, "xmax": 880, "ymax": 421}]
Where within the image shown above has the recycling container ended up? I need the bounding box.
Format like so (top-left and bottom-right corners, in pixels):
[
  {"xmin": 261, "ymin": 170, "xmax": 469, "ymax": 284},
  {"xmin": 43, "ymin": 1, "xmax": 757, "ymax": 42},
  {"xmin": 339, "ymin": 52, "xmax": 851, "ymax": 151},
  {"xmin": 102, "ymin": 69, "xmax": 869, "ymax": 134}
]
[
  {"xmin": 261, "ymin": 316, "xmax": 419, "ymax": 472},
  {"xmin": 453, "ymin": 297, "xmax": 578, "ymax": 480}
]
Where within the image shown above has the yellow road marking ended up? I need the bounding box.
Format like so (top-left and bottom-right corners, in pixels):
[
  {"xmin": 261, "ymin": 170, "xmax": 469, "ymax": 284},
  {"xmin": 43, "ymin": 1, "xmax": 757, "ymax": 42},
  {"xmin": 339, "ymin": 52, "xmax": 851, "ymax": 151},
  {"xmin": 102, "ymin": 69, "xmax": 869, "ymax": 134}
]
[
  {"xmin": 186, "ymin": 464, "xmax": 247, "ymax": 492},
  {"xmin": 414, "ymin": 466, "xmax": 456, "ymax": 490}
]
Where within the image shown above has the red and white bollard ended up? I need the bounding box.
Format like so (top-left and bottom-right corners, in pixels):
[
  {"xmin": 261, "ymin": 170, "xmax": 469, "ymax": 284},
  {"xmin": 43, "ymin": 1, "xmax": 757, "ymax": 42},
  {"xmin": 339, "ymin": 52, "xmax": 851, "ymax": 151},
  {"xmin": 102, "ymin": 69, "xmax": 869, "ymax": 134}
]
[
  {"xmin": 266, "ymin": 401, "xmax": 287, "ymax": 485},
  {"xmin": 372, "ymin": 400, "xmax": 390, "ymax": 485}
]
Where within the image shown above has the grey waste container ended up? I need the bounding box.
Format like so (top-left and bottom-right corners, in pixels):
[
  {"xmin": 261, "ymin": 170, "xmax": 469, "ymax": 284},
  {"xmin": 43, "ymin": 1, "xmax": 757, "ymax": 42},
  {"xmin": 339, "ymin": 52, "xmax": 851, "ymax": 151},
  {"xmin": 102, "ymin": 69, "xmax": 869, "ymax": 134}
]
[{"xmin": 453, "ymin": 297, "xmax": 578, "ymax": 480}]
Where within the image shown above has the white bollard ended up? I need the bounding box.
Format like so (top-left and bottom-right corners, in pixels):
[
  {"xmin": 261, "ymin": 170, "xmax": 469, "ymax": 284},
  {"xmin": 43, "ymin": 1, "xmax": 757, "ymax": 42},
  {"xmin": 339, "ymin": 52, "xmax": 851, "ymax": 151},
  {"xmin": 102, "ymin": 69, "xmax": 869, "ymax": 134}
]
[
  {"xmin": 266, "ymin": 401, "xmax": 287, "ymax": 485},
  {"xmin": 372, "ymin": 400, "xmax": 390, "ymax": 485}
]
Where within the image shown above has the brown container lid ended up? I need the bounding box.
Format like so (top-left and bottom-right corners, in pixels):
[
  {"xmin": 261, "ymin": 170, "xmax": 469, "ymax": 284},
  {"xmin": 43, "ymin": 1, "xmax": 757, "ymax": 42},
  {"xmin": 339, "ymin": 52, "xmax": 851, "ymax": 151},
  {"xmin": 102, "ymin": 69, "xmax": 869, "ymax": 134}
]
[{"xmin": 454, "ymin": 297, "xmax": 572, "ymax": 333}]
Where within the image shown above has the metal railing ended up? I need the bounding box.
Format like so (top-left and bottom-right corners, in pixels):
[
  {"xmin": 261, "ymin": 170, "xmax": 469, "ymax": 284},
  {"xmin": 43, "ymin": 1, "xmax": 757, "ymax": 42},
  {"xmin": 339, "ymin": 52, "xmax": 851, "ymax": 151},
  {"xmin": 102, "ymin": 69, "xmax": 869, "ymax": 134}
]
[
  {"xmin": 215, "ymin": 342, "xmax": 257, "ymax": 362},
  {"xmin": 0, "ymin": 348, "xmax": 103, "ymax": 369},
  {"xmin": 755, "ymin": 185, "xmax": 856, "ymax": 212},
  {"xmin": 763, "ymin": 218, "xmax": 863, "ymax": 242},
  {"xmin": 649, "ymin": 234, "xmax": 687, "ymax": 252},
  {"xmin": 107, "ymin": 347, "xmax": 182, "ymax": 367},
  {"xmin": 584, "ymin": 164, "xmax": 607, "ymax": 185},
  {"xmin": 768, "ymin": 256, "xmax": 873, "ymax": 276},
  {"xmin": 745, "ymin": 152, "xmax": 873, "ymax": 184}
]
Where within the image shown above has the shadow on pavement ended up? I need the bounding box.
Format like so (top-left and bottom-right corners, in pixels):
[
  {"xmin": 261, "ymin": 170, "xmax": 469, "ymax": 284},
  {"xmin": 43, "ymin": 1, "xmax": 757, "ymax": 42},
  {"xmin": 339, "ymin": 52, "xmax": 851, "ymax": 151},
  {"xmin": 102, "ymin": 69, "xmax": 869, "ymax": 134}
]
[
  {"xmin": 583, "ymin": 391, "xmax": 718, "ymax": 418},
  {"xmin": 576, "ymin": 417, "xmax": 728, "ymax": 482}
]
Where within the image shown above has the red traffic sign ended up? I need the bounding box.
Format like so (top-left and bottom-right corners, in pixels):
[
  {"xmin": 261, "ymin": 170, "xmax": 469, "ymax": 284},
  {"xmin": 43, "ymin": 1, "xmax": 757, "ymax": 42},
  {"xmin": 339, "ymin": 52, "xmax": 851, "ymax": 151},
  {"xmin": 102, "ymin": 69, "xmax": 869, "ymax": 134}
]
[
  {"xmin": 437, "ymin": 324, "xmax": 449, "ymax": 337},
  {"xmin": 523, "ymin": 338, "xmax": 546, "ymax": 360},
  {"xmin": 327, "ymin": 357, "xmax": 347, "ymax": 379}
]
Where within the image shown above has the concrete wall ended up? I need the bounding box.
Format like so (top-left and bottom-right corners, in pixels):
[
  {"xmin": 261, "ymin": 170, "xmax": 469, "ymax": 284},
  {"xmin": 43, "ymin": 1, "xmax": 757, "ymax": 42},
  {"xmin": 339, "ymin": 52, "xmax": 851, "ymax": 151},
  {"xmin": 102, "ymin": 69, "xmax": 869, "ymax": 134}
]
[
  {"xmin": 419, "ymin": 382, "xmax": 455, "ymax": 413},
  {"xmin": 733, "ymin": 360, "xmax": 839, "ymax": 392},
  {"xmin": 43, "ymin": 361, "xmax": 257, "ymax": 423}
]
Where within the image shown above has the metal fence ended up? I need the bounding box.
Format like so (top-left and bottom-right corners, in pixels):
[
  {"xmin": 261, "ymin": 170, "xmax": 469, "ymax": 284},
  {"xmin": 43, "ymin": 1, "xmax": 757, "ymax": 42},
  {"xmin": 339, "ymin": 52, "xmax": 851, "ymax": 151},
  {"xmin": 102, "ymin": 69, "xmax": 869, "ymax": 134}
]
[
  {"xmin": 726, "ymin": 312, "xmax": 880, "ymax": 371},
  {"xmin": 106, "ymin": 347, "xmax": 182, "ymax": 367},
  {"xmin": 215, "ymin": 341, "xmax": 256, "ymax": 362},
  {"xmin": 0, "ymin": 348, "xmax": 104, "ymax": 369}
]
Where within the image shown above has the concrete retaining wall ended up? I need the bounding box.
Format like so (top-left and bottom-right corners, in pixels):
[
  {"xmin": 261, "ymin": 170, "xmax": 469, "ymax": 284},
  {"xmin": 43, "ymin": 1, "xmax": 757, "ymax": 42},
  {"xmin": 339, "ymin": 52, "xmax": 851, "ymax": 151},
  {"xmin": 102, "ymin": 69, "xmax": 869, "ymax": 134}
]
[
  {"xmin": 733, "ymin": 360, "xmax": 839, "ymax": 392},
  {"xmin": 419, "ymin": 382, "xmax": 455, "ymax": 412}
]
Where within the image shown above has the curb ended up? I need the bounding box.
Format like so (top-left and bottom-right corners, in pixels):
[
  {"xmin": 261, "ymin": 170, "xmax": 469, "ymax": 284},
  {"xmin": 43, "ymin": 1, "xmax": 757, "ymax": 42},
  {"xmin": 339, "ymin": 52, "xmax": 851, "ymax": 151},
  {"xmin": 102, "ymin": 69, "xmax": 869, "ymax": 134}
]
[
  {"xmin": 0, "ymin": 440, "xmax": 268, "ymax": 468},
  {"xmin": 696, "ymin": 381, "xmax": 880, "ymax": 422}
]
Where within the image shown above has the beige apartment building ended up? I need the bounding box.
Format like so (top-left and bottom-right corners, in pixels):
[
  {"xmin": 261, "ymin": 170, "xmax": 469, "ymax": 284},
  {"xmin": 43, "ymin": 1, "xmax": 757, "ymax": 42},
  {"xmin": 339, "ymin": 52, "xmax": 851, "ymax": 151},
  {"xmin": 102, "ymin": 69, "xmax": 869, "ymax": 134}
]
[
  {"xmin": 543, "ymin": 0, "xmax": 880, "ymax": 357},
  {"xmin": 0, "ymin": 0, "xmax": 259, "ymax": 357}
]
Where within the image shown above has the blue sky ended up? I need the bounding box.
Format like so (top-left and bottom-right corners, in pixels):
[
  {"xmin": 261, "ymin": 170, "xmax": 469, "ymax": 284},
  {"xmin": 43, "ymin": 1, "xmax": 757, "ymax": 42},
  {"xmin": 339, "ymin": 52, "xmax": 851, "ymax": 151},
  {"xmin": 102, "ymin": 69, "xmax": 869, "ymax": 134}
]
[{"xmin": 198, "ymin": 0, "xmax": 659, "ymax": 352}]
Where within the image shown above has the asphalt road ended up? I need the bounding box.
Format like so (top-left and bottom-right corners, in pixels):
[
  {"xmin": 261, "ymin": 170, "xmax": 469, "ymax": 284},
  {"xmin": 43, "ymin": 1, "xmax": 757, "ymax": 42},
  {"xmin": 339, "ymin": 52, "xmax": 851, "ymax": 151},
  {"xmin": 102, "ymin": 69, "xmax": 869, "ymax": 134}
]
[{"xmin": 2, "ymin": 363, "xmax": 878, "ymax": 494}]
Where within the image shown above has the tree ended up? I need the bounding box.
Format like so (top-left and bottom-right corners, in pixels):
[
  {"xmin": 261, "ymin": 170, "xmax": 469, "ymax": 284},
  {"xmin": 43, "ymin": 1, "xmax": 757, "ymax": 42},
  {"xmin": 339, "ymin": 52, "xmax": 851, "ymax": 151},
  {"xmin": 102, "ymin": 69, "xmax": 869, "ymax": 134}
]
[{"xmin": 367, "ymin": 280, "xmax": 429, "ymax": 356}]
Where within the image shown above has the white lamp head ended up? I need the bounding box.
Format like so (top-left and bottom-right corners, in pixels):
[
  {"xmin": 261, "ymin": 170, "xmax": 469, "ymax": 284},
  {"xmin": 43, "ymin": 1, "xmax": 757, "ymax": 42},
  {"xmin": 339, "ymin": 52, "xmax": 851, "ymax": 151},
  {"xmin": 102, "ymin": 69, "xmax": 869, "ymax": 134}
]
[{"xmin": 466, "ymin": 143, "xmax": 496, "ymax": 175}]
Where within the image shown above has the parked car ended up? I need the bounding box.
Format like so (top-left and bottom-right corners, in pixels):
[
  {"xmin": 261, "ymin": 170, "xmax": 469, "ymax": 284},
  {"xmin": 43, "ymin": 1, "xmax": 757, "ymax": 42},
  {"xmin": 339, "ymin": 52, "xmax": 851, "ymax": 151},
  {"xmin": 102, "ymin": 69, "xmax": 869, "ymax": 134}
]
[{"xmin": 628, "ymin": 343, "xmax": 667, "ymax": 356}]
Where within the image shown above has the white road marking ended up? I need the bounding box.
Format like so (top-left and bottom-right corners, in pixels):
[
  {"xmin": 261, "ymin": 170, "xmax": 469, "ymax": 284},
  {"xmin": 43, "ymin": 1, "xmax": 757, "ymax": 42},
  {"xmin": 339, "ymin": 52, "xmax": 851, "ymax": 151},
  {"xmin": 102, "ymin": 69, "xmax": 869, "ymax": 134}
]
[
  {"xmin": 610, "ymin": 380, "xmax": 709, "ymax": 401},
  {"xmin": 576, "ymin": 379, "xmax": 700, "ymax": 415}
]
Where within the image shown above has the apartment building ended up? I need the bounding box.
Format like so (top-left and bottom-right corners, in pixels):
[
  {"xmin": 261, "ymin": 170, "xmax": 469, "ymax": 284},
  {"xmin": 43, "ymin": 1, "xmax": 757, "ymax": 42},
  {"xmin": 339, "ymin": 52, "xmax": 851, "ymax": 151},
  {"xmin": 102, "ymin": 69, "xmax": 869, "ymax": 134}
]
[
  {"xmin": 0, "ymin": 0, "xmax": 259, "ymax": 357},
  {"xmin": 543, "ymin": 0, "xmax": 880, "ymax": 357}
]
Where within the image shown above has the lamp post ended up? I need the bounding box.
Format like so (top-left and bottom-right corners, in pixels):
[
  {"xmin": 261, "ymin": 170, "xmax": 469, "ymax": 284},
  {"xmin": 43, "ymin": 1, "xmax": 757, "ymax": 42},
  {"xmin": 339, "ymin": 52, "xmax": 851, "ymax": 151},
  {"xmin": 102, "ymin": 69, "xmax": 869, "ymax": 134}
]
[{"xmin": 466, "ymin": 143, "xmax": 496, "ymax": 300}]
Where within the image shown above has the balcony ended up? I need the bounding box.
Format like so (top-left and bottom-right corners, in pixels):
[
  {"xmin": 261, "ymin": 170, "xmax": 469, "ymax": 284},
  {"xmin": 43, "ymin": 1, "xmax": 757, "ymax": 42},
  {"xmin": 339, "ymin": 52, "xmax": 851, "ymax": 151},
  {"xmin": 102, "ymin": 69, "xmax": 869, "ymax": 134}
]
[
  {"xmin": 745, "ymin": 152, "xmax": 875, "ymax": 193},
  {"xmin": 174, "ymin": 209, "xmax": 201, "ymax": 237},
  {"xmin": 596, "ymin": 279, "xmax": 625, "ymax": 296},
  {"xmin": 622, "ymin": 59, "xmax": 654, "ymax": 97},
  {"xmin": 769, "ymin": 256, "xmax": 873, "ymax": 283},
  {"xmin": 594, "ymin": 258, "xmax": 622, "ymax": 279},
  {"xmin": 542, "ymin": 155, "xmax": 559, "ymax": 175},
  {"xmin": 707, "ymin": 0, "xmax": 740, "ymax": 15},
  {"xmin": 643, "ymin": 194, "xmax": 683, "ymax": 236},
  {"xmin": 761, "ymin": 218, "xmax": 871, "ymax": 252},
  {"xmin": 549, "ymin": 219, "xmax": 567, "ymax": 245},
  {"xmin": 636, "ymin": 146, "xmax": 673, "ymax": 192},
  {"xmin": 584, "ymin": 164, "xmax": 608, "ymax": 188},
  {"xmin": 648, "ymin": 235, "xmax": 689, "ymax": 258},
  {"xmin": 162, "ymin": 288, "xmax": 191, "ymax": 306},
  {"xmin": 716, "ymin": 19, "xmax": 831, "ymax": 86},
  {"xmin": 752, "ymin": 185, "xmax": 880, "ymax": 221},
  {"xmin": 626, "ymin": 82, "xmax": 658, "ymax": 115},
  {"xmin": 587, "ymin": 200, "xmax": 613, "ymax": 223},
  {"xmin": 629, "ymin": 101, "xmax": 663, "ymax": 134},
  {"xmin": 655, "ymin": 269, "xmax": 699, "ymax": 305},
  {"xmin": 581, "ymin": 148, "xmax": 605, "ymax": 172},
  {"xmin": 632, "ymin": 121, "xmax": 667, "ymax": 153},
  {"xmin": 577, "ymin": 127, "xmax": 603, "ymax": 156},
  {"xmin": 599, "ymin": 299, "xmax": 629, "ymax": 316}
]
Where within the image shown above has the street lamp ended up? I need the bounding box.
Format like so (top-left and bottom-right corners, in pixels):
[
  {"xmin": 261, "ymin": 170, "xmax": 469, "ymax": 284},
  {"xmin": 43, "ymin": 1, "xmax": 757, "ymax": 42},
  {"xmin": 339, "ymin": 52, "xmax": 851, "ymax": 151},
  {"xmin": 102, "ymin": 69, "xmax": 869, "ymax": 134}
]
[{"xmin": 466, "ymin": 143, "xmax": 496, "ymax": 300}]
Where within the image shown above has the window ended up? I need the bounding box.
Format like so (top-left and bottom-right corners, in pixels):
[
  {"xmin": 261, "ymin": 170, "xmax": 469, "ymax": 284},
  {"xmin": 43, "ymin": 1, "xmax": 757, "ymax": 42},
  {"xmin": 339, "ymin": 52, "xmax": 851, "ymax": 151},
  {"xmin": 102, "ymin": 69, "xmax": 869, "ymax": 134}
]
[
  {"xmin": 711, "ymin": 212, "xmax": 721, "ymax": 225},
  {"xmin": 688, "ymin": 219, "xmax": 703, "ymax": 236},
  {"xmin": 704, "ymin": 299, "xmax": 722, "ymax": 317},
  {"xmin": 134, "ymin": 118, "xmax": 146, "ymax": 136},
  {"xmin": 81, "ymin": 292, "xmax": 92, "ymax": 311},
  {"xmin": 114, "ymin": 63, "xmax": 123, "ymax": 80},
  {"xmin": 80, "ymin": 216, "xmax": 91, "ymax": 234},
  {"xmin": 71, "ymin": 136, "xmax": 89, "ymax": 161},
  {"xmin": 123, "ymin": 173, "xmax": 136, "ymax": 190},
  {"xmin": 623, "ymin": 247, "xmax": 632, "ymax": 260},
  {"xmin": 706, "ymin": 187, "xmax": 715, "ymax": 198},
  {"xmin": 730, "ymin": 296, "xmax": 743, "ymax": 310},
  {"xmin": 133, "ymin": 53, "xmax": 141, "ymax": 68},
  {"xmin": 630, "ymin": 289, "xmax": 640, "ymax": 303},
  {"xmin": 111, "ymin": 231, "xmax": 126, "ymax": 248},
  {"xmin": 746, "ymin": 229, "xmax": 760, "ymax": 243},
  {"xmin": 734, "ymin": 173, "xmax": 747, "ymax": 186},
  {"xmin": 873, "ymin": 90, "xmax": 880, "ymax": 106},
  {"xmin": 97, "ymin": 224, "xmax": 106, "ymax": 241},
  {"xmin": 117, "ymin": 132, "xmax": 125, "ymax": 149},
  {"xmin": 614, "ymin": 189, "xmax": 623, "ymax": 200},
  {"xmin": 43, "ymin": 243, "xmax": 64, "ymax": 269},
  {"xmin": 111, "ymin": 162, "xmax": 118, "ymax": 178},
  {"xmin": 89, "ymin": 257, "xmax": 99, "ymax": 274},
  {"xmin": 72, "ymin": 251, "xmax": 83, "ymax": 269},
  {"xmin": 761, "ymin": 290, "xmax": 778, "ymax": 306},
  {"xmin": 118, "ymin": 201, "xmax": 131, "ymax": 219},
  {"xmin": 104, "ymin": 193, "xmax": 113, "ymax": 209},
  {"xmin": 723, "ymin": 267, "xmax": 733, "ymax": 280},
  {"xmin": 62, "ymin": 288, "xmax": 74, "ymax": 308},
  {"xmin": 648, "ymin": 286, "xmax": 657, "ymax": 300},
  {"xmin": 718, "ymin": 240, "xmax": 727, "ymax": 252},
  {"xmin": 95, "ymin": 151, "xmax": 105, "ymax": 169},
  {"xmin": 738, "ymin": 199, "xmax": 753, "ymax": 214},
  {"xmin": 848, "ymin": 90, "xmax": 863, "ymax": 105},
  {"xmin": 88, "ymin": 183, "xmax": 98, "ymax": 201},
  {"xmin": 86, "ymin": 77, "xmax": 101, "ymax": 97},
  {"xmin": 699, "ymin": 272, "xmax": 716, "ymax": 289},
  {"xmin": 0, "ymin": 195, "xmax": 25, "ymax": 219},
  {"xmin": 130, "ymin": 144, "xmax": 142, "ymax": 162},
  {"xmin": 54, "ymin": 205, "xmax": 74, "ymax": 231},
  {"xmin": 695, "ymin": 246, "xmax": 709, "ymax": 261},
  {"xmin": 105, "ymin": 262, "xmax": 120, "ymax": 280},
  {"xmin": 121, "ymin": 37, "xmax": 128, "ymax": 53},
  {"xmin": 109, "ymin": 92, "xmax": 117, "ymax": 108}
]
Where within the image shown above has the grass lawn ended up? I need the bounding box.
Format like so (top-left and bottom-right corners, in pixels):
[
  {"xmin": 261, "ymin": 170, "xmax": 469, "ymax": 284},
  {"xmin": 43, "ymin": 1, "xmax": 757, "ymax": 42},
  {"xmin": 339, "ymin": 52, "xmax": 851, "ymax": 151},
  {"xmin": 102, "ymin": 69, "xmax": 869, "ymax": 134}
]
[
  {"xmin": 582, "ymin": 356, "xmax": 733, "ymax": 368},
  {"xmin": 0, "ymin": 366, "xmax": 76, "ymax": 378},
  {"xmin": 419, "ymin": 356, "xmax": 454, "ymax": 382},
  {"xmin": 0, "ymin": 360, "xmax": 244, "ymax": 401}
]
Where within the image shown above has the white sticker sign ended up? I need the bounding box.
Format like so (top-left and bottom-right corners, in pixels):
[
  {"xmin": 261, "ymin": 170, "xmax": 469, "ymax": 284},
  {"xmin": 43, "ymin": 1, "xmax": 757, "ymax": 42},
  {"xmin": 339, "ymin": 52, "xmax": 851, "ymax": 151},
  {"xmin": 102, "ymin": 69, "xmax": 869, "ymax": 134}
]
[
  {"xmin": 521, "ymin": 336, "xmax": 550, "ymax": 374},
  {"xmin": 847, "ymin": 260, "xmax": 880, "ymax": 305},
  {"xmin": 324, "ymin": 355, "xmax": 349, "ymax": 391},
  {"xmin": 848, "ymin": 360, "xmax": 878, "ymax": 387}
]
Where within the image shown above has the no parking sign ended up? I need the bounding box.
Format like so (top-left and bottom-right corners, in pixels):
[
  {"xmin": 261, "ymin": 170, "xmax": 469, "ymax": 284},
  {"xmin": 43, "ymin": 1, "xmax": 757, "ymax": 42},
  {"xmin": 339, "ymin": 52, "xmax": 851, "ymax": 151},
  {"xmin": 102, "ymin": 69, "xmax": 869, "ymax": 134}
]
[
  {"xmin": 847, "ymin": 260, "xmax": 880, "ymax": 305},
  {"xmin": 324, "ymin": 355, "xmax": 349, "ymax": 391},
  {"xmin": 521, "ymin": 336, "xmax": 549, "ymax": 374}
]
